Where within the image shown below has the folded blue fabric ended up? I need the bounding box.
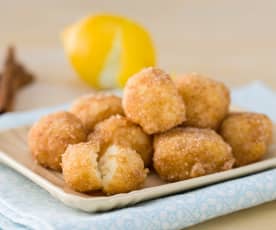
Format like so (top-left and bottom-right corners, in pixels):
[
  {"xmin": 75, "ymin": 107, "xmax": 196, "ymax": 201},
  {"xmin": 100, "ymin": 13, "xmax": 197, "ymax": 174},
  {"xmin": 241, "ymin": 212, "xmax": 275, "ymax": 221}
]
[{"xmin": 0, "ymin": 81, "xmax": 275, "ymax": 230}]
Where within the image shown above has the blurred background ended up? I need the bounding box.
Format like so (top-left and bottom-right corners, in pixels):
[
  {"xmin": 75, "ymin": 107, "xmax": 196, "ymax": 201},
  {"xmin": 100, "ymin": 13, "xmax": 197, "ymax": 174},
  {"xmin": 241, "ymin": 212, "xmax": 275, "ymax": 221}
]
[{"xmin": 0, "ymin": 0, "xmax": 275, "ymax": 110}]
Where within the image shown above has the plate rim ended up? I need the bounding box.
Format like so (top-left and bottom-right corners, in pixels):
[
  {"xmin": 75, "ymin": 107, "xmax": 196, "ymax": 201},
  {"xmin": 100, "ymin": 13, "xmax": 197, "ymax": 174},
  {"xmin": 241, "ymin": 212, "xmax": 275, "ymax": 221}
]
[{"xmin": 1, "ymin": 145, "xmax": 276, "ymax": 212}]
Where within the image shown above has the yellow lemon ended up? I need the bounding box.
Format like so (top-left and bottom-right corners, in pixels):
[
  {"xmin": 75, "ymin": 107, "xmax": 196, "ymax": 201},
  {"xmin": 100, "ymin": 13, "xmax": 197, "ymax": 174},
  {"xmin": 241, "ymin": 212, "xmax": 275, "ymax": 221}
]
[{"xmin": 62, "ymin": 14, "xmax": 156, "ymax": 89}]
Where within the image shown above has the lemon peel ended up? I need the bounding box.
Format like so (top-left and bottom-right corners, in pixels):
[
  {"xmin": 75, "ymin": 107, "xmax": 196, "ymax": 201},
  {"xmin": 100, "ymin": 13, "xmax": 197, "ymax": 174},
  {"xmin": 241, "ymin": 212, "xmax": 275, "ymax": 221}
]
[{"xmin": 62, "ymin": 14, "xmax": 156, "ymax": 89}]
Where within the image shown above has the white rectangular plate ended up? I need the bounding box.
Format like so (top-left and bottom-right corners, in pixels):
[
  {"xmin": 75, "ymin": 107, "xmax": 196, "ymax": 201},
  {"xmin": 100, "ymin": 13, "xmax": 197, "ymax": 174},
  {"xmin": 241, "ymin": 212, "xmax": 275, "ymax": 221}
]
[{"xmin": 0, "ymin": 125, "xmax": 275, "ymax": 212}]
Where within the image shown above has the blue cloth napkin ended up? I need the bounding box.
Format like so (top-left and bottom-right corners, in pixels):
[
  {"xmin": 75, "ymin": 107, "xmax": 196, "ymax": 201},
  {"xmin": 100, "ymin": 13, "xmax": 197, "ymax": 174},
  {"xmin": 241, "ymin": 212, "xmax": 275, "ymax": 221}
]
[{"xmin": 0, "ymin": 81, "xmax": 276, "ymax": 230}]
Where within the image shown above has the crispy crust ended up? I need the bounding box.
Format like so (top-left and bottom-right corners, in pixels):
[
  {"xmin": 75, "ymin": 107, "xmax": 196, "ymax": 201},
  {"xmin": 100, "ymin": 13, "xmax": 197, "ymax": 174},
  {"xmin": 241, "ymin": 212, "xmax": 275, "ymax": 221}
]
[
  {"xmin": 28, "ymin": 111, "xmax": 87, "ymax": 171},
  {"xmin": 220, "ymin": 112, "xmax": 273, "ymax": 166},
  {"xmin": 153, "ymin": 127, "xmax": 235, "ymax": 182},
  {"xmin": 175, "ymin": 73, "xmax": 230, "ymax": 129},
  {"xmin": 62, "ymin": 142, "xmax": 102, "ymax": 192},
  {"xmin": 88, "ymin": 115, "xmax": 153, "ymax": 167},
  {"xmin": 70, "ymin": 93, "xmax": 124, "ymax": 132},
  {"xmin": 123, "ymin": 67, "xmax": 186, "ymax": 134}
]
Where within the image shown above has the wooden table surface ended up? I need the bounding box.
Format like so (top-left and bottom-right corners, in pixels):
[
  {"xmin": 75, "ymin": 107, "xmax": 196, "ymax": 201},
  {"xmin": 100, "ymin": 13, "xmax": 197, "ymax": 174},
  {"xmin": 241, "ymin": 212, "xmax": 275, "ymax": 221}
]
[{"xmin": 1, "ymin": 0, "xmax": 276, "ymax": 229}]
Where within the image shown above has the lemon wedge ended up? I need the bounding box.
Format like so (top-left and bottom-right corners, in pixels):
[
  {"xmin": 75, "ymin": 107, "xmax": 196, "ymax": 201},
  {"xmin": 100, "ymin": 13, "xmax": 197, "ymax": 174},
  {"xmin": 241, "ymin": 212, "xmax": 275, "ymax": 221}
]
[{"xmin": 62, "ymin": 14, "xmax": 156, "ymax": 89}]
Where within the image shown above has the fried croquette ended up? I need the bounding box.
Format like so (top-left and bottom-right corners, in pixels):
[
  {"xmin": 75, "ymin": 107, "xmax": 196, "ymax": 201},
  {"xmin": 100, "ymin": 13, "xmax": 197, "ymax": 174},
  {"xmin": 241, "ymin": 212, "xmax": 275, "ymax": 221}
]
[
  {"xmin": 88, "ymin": 115, "xmax": 153, "ymax": 167},
  {"xmin": 70, "ymin": 94, "xmax": 124, "ymax": 132},
  {"xmin": 28, "ymin": 111, "xmax": 87, "ymax": 171},
  {"xmin": 220, "ymin": 112, "xmax": 273, "ymax": 166},
  {"xmin": 62, "ymin": 142, "xmax": 102, "ymax": 192},
  {"xmin": 175, "ymin": 73, "xmax": 230, "ymax": 129},
  {"xmin": 99, "ymin": 145, "xmax": 148, "ymax": 195},
  {"xmin": 123, "ymin": 67, "xmax": 186, "ymax": 134},
  {"xmin": 153, "ymin": 127, "xmax": 235, "ymax": 182}
]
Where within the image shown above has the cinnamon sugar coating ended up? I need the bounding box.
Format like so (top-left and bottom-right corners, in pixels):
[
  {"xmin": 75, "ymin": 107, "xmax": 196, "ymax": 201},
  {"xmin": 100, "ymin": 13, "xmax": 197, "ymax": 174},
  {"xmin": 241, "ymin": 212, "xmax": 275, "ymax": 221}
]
[
  {"xmin": 28, "ymin": 111, "xmax": 87, "ymax": 171},
  {"xmin": 153, "ymin": 127, "xmax": 235, "ymax": 182},
  {"xmin": 71, "ymin": 93, "xmax": 124, "ymax": 132},
  {"xmin": 176, "ymin": 73, "xmax": 230, "ymax": 129},
  {"xmin": 88, "ymin": 115, "xmax": 153, "ymax": 167},
  {"xmin": 62, "ymin": 142, "xmax": 102, "ymax": 192},
  {"xmin": 220, "ymin": 112, "xmax": 273, "ymax": 166},
  {"xmin": 123, "ymin": 67, "xmax": 186, "ymax": 134}
]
